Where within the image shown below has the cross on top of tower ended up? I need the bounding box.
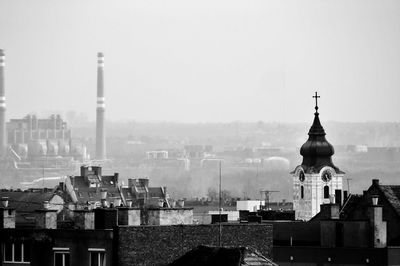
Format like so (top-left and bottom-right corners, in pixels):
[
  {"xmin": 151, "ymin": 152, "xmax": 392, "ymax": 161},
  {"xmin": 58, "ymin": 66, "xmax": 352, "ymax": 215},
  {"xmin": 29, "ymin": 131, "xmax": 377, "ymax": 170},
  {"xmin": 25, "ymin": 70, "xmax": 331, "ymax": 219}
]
[{"xmin": 313, "ymin": 91, "xmax": 320, "ymax": 113}]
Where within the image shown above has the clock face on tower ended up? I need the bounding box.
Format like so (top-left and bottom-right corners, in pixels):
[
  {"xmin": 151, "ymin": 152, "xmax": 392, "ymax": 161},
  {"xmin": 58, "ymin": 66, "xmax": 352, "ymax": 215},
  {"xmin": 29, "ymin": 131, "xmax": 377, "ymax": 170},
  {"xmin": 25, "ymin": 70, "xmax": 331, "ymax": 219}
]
[
  {"xmin": 321, "ymin": 170, "xmax": 332, "ymax": 182},
  {"xmin": 299, "ymin": 171, "xmax": 305, "ymax": 182}
]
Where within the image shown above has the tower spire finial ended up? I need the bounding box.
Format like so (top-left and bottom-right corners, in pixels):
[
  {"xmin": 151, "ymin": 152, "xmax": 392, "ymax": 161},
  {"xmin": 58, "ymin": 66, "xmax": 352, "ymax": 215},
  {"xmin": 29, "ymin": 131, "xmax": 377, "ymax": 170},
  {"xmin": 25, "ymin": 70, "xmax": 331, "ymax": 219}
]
[{"xmin": 312, "ymin": 91, "xmax": 320, "ymax": 113}]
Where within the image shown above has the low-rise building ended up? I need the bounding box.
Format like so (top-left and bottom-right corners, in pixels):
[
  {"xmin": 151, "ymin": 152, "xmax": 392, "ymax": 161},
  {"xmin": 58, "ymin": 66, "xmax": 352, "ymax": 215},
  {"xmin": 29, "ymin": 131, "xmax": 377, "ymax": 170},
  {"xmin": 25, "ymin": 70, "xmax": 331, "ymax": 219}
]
[
  {"xmin": 61, "ymin": 165, "xmax": 121, "ymax": 209},
  {"xmin": 0, "ymin": 188, "xmax": 64, "ymax": 228},
  {"xmin": 120, "ymin": 178, "xmax": 168, "ymax": 208},
  {"xmin": 0, "ymin": 205, "xmax": 272, "ymax": 266}
]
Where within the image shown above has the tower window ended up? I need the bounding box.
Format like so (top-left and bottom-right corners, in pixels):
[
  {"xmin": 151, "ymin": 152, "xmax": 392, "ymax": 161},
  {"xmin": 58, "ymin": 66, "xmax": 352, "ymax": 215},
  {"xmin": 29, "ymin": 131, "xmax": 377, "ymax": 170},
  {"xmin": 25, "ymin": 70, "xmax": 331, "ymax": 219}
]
[
  {"xmin": 324, "ymin": 185, "xmax": 329, "ymax": 199},
  {"xmin": 301, "ymin": 186, "xmax": 304, "ymax": 199}
]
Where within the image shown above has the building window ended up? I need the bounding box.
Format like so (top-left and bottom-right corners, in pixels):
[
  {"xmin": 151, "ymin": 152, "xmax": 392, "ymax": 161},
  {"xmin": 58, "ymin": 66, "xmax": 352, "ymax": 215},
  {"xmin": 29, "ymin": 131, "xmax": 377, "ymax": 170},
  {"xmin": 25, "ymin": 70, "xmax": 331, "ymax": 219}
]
[
  {"xmin": 324, "ymin": 185, "xmax": 330, "ymax": 199},
  {"xmin": 301, "ymin": 186, "xmax": 304, "ymax": 199},
  {"xmin": 53, "ymin": 248, "xmax": 70, "ymax": 266},
  {"xmin": 3, "ymin": 242, "xmax": 30, "ymax": 263},
  {"xmin": 89, "ymin": 248, "xmax": 106, "ymax": 266}
]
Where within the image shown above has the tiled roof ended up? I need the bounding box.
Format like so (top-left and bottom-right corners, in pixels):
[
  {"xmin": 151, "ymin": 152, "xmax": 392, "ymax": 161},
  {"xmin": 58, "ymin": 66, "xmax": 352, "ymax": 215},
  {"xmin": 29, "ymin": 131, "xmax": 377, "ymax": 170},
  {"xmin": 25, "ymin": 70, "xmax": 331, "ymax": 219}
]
[
  {"xmin": 378, "ymin": 185, "xmax": 400, "ymax": 218},
  {"xmin": 121, "ymin": 186, "xmax": 164, "ymax": 200},
  {"xmin": 120, "ymin": 187, "xmax": 132, "ymax": 198},
  {"xmin": 309, "ymin": 194, "xmax": 363, "ymax": 221},
  {"xmin": 148, "ymin": 187, "xmax": 164, "ymax": 198},
  {"xmin": 0, "ymin": 189, "xmax": 59, "ymax": 212},
  {"xmin": 312, "ymin": 182, "xmax": 400, "ymax": 222},
  {"xmin": 135, "ymin": 186, "xmax": 148, "ymax": 194},
  {"xmin": 71, "ymin": 175, "xmax": 120, "ymax": 204},
  {"xmin": 120, "ymin": 185, "xmax": 166, "ymax": 207},
  {"xmin": 0, "ymin": 189, "xmax": 64, "ymax": 227}
]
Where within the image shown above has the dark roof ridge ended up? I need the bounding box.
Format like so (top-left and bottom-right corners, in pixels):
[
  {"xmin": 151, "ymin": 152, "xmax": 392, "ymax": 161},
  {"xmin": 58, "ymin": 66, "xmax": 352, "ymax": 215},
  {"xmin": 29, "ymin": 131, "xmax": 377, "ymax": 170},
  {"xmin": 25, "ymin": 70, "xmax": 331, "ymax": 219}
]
[{"xmin": 375, "ymin": 183, "xmax": 400, "ymax": 218}]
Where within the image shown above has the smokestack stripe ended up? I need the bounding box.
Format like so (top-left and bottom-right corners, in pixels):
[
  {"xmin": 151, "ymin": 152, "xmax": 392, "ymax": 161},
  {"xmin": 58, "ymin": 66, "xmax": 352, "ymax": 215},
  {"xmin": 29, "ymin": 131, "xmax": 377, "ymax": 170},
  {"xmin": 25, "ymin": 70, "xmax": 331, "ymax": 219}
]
[{"xmin": 96, "ymin": 52, "xmax": 106, "ymax": 160}]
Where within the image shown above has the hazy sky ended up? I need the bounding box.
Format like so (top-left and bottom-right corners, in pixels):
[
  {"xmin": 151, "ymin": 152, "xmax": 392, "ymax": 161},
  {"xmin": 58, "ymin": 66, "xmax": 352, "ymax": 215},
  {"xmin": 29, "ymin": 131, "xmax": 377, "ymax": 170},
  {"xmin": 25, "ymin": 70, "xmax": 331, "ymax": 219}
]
[{"xmin": 1, "ymin": 0, "xmax": 400, "ymax": 123}]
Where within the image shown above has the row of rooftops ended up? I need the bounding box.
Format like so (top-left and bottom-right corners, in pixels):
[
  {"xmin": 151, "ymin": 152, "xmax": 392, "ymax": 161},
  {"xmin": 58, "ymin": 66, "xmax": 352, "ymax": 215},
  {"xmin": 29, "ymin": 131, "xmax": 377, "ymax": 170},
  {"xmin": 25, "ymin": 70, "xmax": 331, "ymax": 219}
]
[
  {"xmin": 0, "ymin": 165, "xmax": 178, "ymax": 228},
  {"xmin": 64, "ymin": 166, "xmax": 169, "ymax": 208},
  {"xmin": 0, "ymin": 167, "xmax": 192, "ymax": 229}
]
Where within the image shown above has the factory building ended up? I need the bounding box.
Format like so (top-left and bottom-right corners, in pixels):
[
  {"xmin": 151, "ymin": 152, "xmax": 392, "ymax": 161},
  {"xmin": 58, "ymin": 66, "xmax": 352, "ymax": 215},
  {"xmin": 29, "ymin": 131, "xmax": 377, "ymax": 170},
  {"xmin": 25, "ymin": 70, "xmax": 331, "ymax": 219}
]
[
  {"xmin": 7, "ymin": 114, "xmax": 72, "ymax": 158},
  {"xmin": 6, "ymin": 114, "xmax": 87, "ymax": 163}
]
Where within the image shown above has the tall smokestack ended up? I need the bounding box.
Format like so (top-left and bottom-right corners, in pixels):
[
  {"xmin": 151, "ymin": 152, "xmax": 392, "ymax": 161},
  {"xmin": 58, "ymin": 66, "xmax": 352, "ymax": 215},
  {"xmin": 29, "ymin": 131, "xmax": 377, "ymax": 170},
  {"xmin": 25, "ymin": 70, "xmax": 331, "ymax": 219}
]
[
  {"xmin": 0, "ymin": 49, "xmax": 6, "ymax": 157},
  {"xmin": 96, "ymin": 52, "xmax": 106, "ymax": 160}
]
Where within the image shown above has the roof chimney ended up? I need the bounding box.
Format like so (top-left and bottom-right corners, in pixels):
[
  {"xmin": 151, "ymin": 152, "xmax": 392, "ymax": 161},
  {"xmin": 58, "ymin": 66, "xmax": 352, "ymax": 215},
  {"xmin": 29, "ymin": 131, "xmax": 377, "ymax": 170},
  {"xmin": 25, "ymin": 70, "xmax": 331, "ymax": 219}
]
[
  {"xmin": 113, "ymin": 173, "xmax": 119, "ymax": 187},
  {"xmin": 1, "ymin": 197, "xmax": 15, "ymax": 229},
  {"xmin": 367, "ymin": 195, "xmax": 386, "ymax": 248},
  {"xmin": 35, "ymin": 202, "xmax": 57, "ymax": 229},
  {"xmin": 335, "ymin": 189, "xmax": 342, "ymax": 206},
  {"xmin": 117, "ymin": 206, "xmax": 141, "ymax": 226},
  {"xmin": 320, "ymin": 203, "xmax": 340, "ymax": 220},
  {"xmin": 94, "ymin": 208, "xmax": 117, "ymax": 229},
  {"xmin": 73, "ymin": 210, "xmax": 94, "ymax": 229},
  {"xmin": 1, "ymin": 196, "xmax": 8, "ymax": 208}
]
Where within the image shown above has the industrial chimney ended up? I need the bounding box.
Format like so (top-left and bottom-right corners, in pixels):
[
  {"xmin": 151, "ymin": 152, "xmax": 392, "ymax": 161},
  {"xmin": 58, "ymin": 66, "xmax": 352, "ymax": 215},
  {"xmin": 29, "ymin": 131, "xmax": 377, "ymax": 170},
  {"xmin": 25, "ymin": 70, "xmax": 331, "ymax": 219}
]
[
  {"xmin": 0, "ymin": 49, "xmax": 6, "ymax": 157},
  {"xmin": 96, "ymin": 52, "xmax": 106, "ymax": 160}
]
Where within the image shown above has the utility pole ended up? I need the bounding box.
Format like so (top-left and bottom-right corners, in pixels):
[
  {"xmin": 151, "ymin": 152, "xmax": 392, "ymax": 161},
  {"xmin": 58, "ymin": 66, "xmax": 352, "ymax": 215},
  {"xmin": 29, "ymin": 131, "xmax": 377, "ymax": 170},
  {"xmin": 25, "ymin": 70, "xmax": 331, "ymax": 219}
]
[{"xmin": 218, "ymin": 160, "xmax": 222, "ymax": 247}]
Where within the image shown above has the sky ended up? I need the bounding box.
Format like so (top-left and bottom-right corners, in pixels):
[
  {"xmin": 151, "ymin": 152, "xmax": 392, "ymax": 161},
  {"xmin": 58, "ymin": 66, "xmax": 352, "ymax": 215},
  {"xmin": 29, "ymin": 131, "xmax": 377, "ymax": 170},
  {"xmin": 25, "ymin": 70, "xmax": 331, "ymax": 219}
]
[{"xmin": 0, "ymin": 0, "xmax": 400, "ymax": 123}]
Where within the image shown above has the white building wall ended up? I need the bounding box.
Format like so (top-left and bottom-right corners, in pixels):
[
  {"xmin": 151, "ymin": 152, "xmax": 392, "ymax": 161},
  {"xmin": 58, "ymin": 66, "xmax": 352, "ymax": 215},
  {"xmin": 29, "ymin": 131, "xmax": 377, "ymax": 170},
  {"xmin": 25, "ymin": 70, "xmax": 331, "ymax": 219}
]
[
  {"xmin": 236, "ymin": 200, "xmax": 265, "ymax": 212},
  {"xmin": 293, "ymin": 166, "xmax": 343, "ymax": 221}
]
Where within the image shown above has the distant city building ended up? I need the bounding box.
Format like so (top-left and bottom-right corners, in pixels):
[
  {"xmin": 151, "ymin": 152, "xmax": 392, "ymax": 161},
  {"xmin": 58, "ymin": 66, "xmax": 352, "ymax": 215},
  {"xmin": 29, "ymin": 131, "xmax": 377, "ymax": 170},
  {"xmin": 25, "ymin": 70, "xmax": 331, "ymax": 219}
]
[
  {"xmin": 237, "ymin": 200, "xmax": 265, "ymax": 212},
  {"xmin": 292, "ymin": 93, "xmax": 344, "ymax": 221},
  {"xmin": 146, "ymin": 150, "xmax": 168, "ymax": 160},
  {"xmin": 5, "ymin": 114, "xmax": 87, "ymax": 166},
  {"xmin": 253, "ymin": 146, "xmax": 283, "ymax": 157},
  {"xmin": 200, "ymin": 158, "xmax": 222, "ymax": 168},
  {"xmin": 184, "ymin": 145, "xmax": 212, "ymax": 158}
]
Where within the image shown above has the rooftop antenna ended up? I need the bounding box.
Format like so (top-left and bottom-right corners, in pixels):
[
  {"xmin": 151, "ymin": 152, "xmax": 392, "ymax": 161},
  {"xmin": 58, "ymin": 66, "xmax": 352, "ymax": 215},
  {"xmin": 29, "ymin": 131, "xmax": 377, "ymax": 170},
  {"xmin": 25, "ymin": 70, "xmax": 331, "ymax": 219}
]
[{"xmin": 42, "ymin": 155, "xmax": 45, "ymax": 188}]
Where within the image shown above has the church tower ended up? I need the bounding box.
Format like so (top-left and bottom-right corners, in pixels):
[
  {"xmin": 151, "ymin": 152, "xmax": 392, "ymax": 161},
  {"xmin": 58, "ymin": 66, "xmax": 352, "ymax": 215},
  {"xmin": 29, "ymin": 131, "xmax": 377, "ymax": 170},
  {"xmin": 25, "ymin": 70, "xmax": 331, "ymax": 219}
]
[{"xmin": 292, "ymin": 92, "xmax": 344, "ymax": 221}]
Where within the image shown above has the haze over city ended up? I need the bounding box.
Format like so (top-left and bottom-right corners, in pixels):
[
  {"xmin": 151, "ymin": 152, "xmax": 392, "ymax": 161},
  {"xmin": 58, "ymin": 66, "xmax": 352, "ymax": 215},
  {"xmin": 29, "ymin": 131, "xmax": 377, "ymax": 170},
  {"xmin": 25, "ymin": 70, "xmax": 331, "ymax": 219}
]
[
  {"xmin": 2, "ymin": 1, "xmax": 400, "ymax": 265},
  {"xmin": 1, "ymin": 0, "xmax": 400, "ymax": 123}
]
